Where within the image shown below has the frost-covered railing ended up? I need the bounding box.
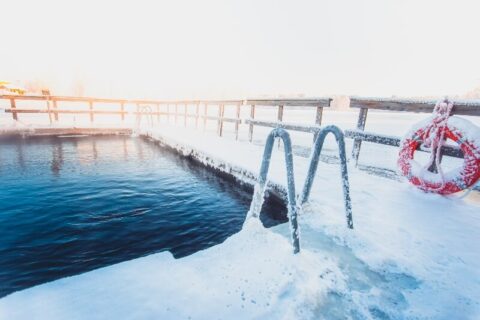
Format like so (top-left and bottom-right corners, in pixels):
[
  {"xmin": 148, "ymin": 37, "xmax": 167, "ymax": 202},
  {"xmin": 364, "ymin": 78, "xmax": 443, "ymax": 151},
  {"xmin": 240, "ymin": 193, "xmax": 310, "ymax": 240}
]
[
  {"xmin": 1, "ymin": 95, "xmax": 333, "ymax": 141},
  {"xmin": 347, "ymin": 98, "xmax": 480, "ymax": 165},
  {"xmin": 244, "ymin": 99, "xmax": 332, "ymax": 142}
]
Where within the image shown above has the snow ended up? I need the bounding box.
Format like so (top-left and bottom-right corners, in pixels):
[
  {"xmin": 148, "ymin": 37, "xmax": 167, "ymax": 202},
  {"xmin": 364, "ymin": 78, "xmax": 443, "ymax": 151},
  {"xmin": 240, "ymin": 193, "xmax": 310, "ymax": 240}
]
[
  {"xmin": 1, "ymin": 111, "xmax": 480, "ymax": 319},
  {"xmin": 0, "ymin": 219, "xmax": 342, "ymax": 319}
]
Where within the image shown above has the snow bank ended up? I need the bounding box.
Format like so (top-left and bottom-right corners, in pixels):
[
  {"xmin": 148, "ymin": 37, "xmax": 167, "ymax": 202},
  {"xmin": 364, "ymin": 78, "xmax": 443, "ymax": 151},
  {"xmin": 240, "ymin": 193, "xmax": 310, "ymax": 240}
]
[{"xmin": 142, "ymin": 124, "xmax": 480, "ymax": 318}]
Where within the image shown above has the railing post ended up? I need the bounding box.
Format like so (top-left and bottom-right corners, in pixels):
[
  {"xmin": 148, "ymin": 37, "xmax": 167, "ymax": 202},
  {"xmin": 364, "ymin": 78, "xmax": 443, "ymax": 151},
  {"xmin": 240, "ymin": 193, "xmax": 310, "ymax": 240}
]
[
  {"xmin": 184, "ymin": 103, "xmax": 188, "ymax": 127},
  {"xmin": 277, "ymin": 105, "xmax": 284, "ymax": 148},
  {"xmin": 9, "ymin": 98, "xmax": 17, "ymax": 121},
  {"xmin": 120, "ymin": 102, "xmax": 125, "ymax": 122},
  {"xmin": 175, "ymin": 103, "xmax": 178, "ymax": 124},
  {"xmin": 217, "ymin": 104, "xmax": 225, "ymax": 136},
  {"xmin": 46, "ymin": 97, "xmax": 53, "ymax": 125},
  {"xmin": 195, "ymin": 102, "xmax": 200, "ymax": 128},
  {"xmin": 156, "ymin": 103, "xmax": 160, "ymax": 123},
  {"xmin": 88, "ymin": 100, "xmax": 94, "ymax": 123},
  {"xmin": 203, "ymin": 103, "xmax": 208, "ymax": 131},
  {"xmin": 234, "ymin": 103, "xmax": 241, "ymax": 140},
  {"xmin": 52, "ymin": 99, "xmax": 59, "ymax": 121},
  {"xmin": 248, "ymin": 104, "xmax": 255, "ymax": 142},
  {"xmin": 277, "ymin": 105, "xmax": 284, "ymax": 122},
  {"xmin": 313, "ymin": 105, "xmax": 323, "ymax": 142},
  {"xmin": 352, "ymin": 107, "xmax": 368, "ymax": 165}
]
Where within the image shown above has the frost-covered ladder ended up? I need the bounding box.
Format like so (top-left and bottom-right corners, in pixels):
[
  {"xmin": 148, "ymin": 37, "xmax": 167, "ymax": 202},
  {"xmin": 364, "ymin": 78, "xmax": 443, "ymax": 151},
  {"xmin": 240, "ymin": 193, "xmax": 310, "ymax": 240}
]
[
  {"xmin": 246, "ymin": 128, "xmax": 300, "ymax": 253},
  {"xmin": 299, "ymin": 125, "xmax": 353, "ymax": 229},
  {"xmin": 247, "ymin": 126, "xmax": 353, "ymax": 254}
]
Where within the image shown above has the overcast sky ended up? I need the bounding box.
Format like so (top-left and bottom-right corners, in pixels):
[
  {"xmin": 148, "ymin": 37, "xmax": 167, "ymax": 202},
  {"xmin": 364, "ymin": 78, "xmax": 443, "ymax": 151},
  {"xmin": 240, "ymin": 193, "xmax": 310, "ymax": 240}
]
[{"xmin": 2, "ymin": 0, "xmax": 479, "ymax": 99}]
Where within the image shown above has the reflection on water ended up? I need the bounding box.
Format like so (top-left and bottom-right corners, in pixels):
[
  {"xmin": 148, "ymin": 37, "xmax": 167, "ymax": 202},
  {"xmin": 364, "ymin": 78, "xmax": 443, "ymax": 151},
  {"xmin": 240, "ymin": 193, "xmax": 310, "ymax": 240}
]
[{"xmin": 0, "ymin": 135, "xmax": 287, "ymax": 297}]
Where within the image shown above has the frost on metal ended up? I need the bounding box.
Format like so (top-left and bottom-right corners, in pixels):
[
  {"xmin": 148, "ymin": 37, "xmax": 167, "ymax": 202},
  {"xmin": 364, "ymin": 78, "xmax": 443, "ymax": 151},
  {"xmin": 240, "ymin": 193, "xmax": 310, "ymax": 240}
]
[
  {"xmin": 245, "ymin": 128, "xmax": 300, "ymax": 254},
  {"xmin": 246, "ymin": 182, "xmax": 266, "ymax": 219},
  {"xmin": 300, "ymin": 125, "xmax": 354, "ymax": 229}
]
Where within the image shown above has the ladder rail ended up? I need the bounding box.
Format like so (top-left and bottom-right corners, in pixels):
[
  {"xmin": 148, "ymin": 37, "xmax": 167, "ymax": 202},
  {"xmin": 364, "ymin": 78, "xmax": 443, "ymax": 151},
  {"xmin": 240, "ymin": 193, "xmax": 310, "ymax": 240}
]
[
  {"xmin": 299, "ymin": 125, "xmax": 353, "ymax": 229},
  {"xmin": 247, "ymin": 128, "xmax": 300, "ymax": 254}
]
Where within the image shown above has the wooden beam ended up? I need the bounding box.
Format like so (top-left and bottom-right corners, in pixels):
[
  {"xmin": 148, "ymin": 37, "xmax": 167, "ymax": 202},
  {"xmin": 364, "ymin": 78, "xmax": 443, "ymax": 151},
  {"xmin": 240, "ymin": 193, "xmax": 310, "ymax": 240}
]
[
  {"xmin": 344, "ymin": 130, "xmax": 463, "ymax": 158},
  {"xmin": 245, "ymin": 98, "xmax": 331, "ymax": 107},
  {"xmin": 244, "ymin": 119, "xmax": 319, "ymax": 133},
  {"xmin": 350, "ymin": 98, "xmax": 480, "ymax": 116}
]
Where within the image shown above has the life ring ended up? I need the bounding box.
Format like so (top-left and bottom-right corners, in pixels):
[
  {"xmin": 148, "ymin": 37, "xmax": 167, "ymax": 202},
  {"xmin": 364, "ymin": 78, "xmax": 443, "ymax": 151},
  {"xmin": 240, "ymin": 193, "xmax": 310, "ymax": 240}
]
[{"xmin": 398, "ymin": 116, "xmax": 480, "ymax": 194}]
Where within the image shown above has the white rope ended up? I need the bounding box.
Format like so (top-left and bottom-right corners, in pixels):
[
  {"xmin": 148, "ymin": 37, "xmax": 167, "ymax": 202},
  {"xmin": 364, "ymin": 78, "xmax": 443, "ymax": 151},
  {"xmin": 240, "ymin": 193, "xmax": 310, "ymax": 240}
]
[{"xmin": 418, "ymin": 99, "xmax": 454, "ymax": 191}]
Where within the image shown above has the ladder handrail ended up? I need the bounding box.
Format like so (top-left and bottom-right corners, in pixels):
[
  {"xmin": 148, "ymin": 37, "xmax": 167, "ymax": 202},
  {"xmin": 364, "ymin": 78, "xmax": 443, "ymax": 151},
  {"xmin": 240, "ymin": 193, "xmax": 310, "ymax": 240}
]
[
  {"xmin": 299, "ymin": 125, "xmax": 353, "ymax": 229},
  {"xmin": 247, "ymin": 128, "xmax": 300, "ymax": 254},
  {"xmin": 247, "ymin": 126, "xmax": 354, "ymax": 254}
]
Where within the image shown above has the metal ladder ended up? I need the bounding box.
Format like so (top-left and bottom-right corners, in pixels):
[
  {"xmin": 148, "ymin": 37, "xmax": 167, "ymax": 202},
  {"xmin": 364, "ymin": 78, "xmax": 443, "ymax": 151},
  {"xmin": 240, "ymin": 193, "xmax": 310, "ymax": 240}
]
[{"xmin": 248, "ymin": 126, "xmax": 353, "ymax": 254}]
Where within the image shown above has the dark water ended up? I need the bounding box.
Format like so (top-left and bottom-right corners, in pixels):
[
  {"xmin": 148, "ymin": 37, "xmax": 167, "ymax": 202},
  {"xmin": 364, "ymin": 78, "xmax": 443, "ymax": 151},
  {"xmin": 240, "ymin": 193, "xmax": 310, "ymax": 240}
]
[{"xmin": 0, "ymin": 135, "xmax": 286, "ymax": 297}]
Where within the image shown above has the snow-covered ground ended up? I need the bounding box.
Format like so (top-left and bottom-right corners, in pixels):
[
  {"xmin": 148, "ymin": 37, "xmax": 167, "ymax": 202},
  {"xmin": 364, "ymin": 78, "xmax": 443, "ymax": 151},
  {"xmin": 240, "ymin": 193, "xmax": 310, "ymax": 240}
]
[{"xmin": 1, "ymin": 118, "xmax": 479, "ymax": 319}]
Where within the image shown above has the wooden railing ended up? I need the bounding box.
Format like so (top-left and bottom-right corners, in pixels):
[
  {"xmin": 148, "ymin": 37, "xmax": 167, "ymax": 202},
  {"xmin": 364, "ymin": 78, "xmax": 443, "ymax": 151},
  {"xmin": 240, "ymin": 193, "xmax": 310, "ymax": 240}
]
[
  {"xmin": 346, "ymin": 98, "xmax": 480, "ymax": 163},
  {"xmin": 2, "ymin": 95, "xmax": 480, "ymax": 162},
  {"xmin": 0, "ymin": 95, "xmax": 332, "ymax": 140}
]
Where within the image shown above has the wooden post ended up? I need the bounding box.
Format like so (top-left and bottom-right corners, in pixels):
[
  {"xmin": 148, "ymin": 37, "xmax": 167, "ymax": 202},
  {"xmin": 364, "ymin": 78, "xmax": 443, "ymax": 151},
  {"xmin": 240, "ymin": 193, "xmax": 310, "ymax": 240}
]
[
  {"xmin": 248, "ymin": 105, "xmax": 255, "ymax": 142},
  {"xmin": 195, "ymin": 102, "xmax": 200, "ymax": 128},
  {"xmin": 10, "ymin": 98, "xmax": 17, "ymax": 121},
  {"xmin": 315, "ymin": 106, "xmax": 323, "ymax": 126},
  {"xmin": 313, "ymin": 105, "xmax": 323, "ymax": 142},
  {"xmin": 203, "ymin": 103, "xmax": 208, "ymax": 131},
  {"xmin": 277, "ymin": 105, "xmax": 284, "ymax": 122},
  {"xmin": 184, "ymin": 103, "xmax": 188, "ymax": 127},
  {"xmin": 46, "ymin": 98, "xmax": 52, "ymax": 125},
  {"xmin": 88, "ymin": 100, "xmax": 94, "ymax": 123},
  {"xmin": 234, "ymin": 103, "xmax": 241, "ymax": 140},
  {"xmin": 175, "ymin": 103, "xmax": 178, "ymax": 124},
  {"xmin": 52, "ymin": 99, "xmax": 59, "ymax": 121},
  {"xmin": 277, "ymin": 105, "xmax": 284, "ymax": 148},
  {"xmin": 167, "ymin": 104, "xmax": 171, "ymax": 123},
  {"xmin": 352, "ymin": 107, "xmax": 368, "ymax": 165},
  {"xmin": 120, "ymin": 102, "xmax": 125, "ymax": 121},
  {"xmin": 156, "ymin": 104, "xmax": 160, "ymax": 123},
  {"xmin": 217, "ymin": 104, "xmax": 225, "ymax": 136}
]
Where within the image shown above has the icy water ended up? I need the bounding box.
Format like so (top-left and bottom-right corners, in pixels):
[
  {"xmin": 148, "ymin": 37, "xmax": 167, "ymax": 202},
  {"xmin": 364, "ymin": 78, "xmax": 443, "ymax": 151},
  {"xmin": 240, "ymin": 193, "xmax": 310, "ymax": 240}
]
[{"xmin": 0, "ymin": 135, "xmax": 286, "ymax": 297}]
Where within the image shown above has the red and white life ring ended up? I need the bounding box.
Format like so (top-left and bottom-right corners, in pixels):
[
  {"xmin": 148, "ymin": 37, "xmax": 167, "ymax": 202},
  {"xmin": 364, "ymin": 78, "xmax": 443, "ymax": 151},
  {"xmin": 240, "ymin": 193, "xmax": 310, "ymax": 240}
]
[{"xmin": 398, "ymin": 116, "xmax": 480, "ymax": 194}]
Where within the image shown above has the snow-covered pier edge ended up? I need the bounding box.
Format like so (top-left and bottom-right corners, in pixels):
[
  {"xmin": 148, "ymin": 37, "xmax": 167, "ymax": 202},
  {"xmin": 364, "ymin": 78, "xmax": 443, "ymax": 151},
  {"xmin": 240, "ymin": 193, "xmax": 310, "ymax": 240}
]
[{"xmin": 141, "ymin": 130, "xmax": 289, "ymax": 205}]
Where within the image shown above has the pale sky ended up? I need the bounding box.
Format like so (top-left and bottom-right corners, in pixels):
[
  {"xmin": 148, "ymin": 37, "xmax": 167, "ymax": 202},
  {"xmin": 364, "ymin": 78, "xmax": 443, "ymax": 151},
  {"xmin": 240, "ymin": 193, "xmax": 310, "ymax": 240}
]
[{"xmin": 2, "ymin": 0, "xmax": 479, "ymax": 99}]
